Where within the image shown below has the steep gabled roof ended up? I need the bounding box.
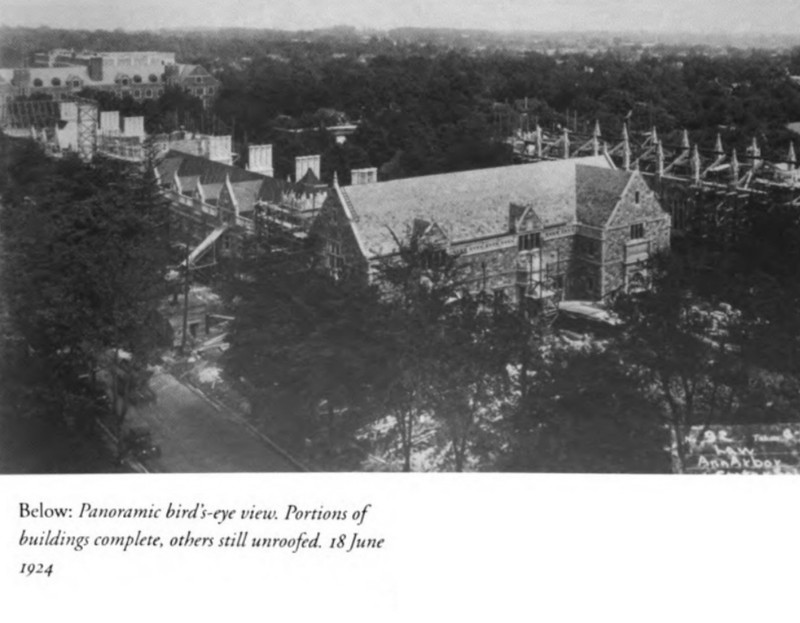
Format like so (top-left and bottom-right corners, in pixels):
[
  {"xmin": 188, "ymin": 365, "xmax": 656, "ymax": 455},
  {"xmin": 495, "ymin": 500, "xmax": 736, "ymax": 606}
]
[
  {"xmin": 167, "ymin": 150, "xmax": 264, "ymax": 185},
  {"xmin": 575, "ymin": 165, "xmax": 634, "ymax": 227},
  {"xmin": 178, "ymin": 174, "xmax": 201, "ymax": 194},
  {"xmin": 230, "ymin": 179, "xmax": 266, "ymax": 214},
  {"xmin": 157, "ymin": 149, "xmax": 289, "ymax": 213},
  {"xmin": 339, "ymin": 155, "xmax": 613, "ymax": 258},
  {"xmin": 156, "ymin": 154, "xmax": 183, "ymax": 185}
]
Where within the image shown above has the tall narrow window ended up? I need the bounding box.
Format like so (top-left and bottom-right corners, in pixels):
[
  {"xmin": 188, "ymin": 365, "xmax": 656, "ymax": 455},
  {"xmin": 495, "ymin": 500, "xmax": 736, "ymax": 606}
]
[
  {"xmin": 518, "ymin": 232, "xmax": 541, "ymax": 251},
  {"xmin": 420, "ymin": 249, "xmax": 447, "ymax": 270},
  {"xmin": 630, "ymin": 223, "xmax": 645, "ymax": 239},
  {"xmin": 635, "ymin": 190, "xmax": 640, "ymax": 204},
  {"xmin": 327, "ymin": 240, "xmax": 344, "ymax": 278}
]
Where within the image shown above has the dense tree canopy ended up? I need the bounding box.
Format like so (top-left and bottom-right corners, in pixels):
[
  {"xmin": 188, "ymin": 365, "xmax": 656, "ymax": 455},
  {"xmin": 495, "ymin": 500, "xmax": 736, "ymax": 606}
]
[{"xmin": 0, "ymin": 137, "xmax": 170, "ymax": 461}]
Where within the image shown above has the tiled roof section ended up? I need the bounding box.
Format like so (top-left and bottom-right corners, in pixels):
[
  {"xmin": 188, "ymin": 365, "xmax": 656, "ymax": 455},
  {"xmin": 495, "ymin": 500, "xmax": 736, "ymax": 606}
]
[
  {"xmin": 575, "ymin": 165, "xmax": 633, "ymax": 227},
  {"xmin": 178, "ymin": 175, "xmax": 201, "ymax": 194},
  {"xmin": 202, "ymin": 183, "xmax": 223, "ymax": 202},
  {"xmin": 230, "ymin": 180, "xmax": 266, "ymax": 213},
  {"xmin": 161, "ymin": 149, "xmax": 258, "ymax": 183},
  {"xmin": 157, "ymin": 150, "xmax": 290, "ymax": 212},
  {"xmin": 257, "ymin": 177, "xmax": 289, "ymax": 203},
  {"xmin": 341, "ymin": 156, "xmax": 612, "ymax": 257},
  {"xmin": 156, "ymin": 154, "xmax": 182, "ymax": 184},
  {"xmin": 297, "ymin": 169, "xmax": 325, "ymax": 192},
  {"xmin": 176, "ymin": 64, "xmax": 214, "ymax": 80}
]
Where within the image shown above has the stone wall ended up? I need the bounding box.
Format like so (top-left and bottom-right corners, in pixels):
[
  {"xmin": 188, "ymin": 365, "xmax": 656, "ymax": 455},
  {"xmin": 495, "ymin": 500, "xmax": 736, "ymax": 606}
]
[
  {"xmin": 312, "ymin": 192, "xmax": 370, "ymax": 282},
  {"xmin": 602, "ymin": 172, "xmax": 671, "ymax": 297}
]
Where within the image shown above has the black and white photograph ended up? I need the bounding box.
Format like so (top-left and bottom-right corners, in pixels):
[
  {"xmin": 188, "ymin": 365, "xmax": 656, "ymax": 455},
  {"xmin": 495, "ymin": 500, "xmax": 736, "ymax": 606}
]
[
  {"xmin": 5, "ymin": 1, "xmax": 800, "ymax": 476},
  {"xmin": 2, "ymin": 1, "xmax": 800, "ymax": 619}
]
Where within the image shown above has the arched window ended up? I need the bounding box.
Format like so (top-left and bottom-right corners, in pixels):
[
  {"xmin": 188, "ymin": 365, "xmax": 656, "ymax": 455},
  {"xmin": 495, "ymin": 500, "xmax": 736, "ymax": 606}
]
[
  {"xmin": 51, "ymin": 77, "xmax": 61, "ymax": 87},
  {"xmin": 32, "ymin": 78, "xmax": 43, "ymax": 87}
]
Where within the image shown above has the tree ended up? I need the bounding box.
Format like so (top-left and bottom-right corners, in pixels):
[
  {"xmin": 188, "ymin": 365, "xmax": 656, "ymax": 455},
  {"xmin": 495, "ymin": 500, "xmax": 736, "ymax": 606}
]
[
  {"xmin": 509, "ymin": 347, "xmax": 670, "ymax": 473},
  {"xmin": 370, "ymin": 230, "xmax": 465, "ymax": 471},
  {"xmin": 0, "ymin": 137, "xmax": 169, "ymax": 454},
  {"xmin": 612, "ymin": 250, "xmax": 749, "ymax": 471},
  {"xmin": 223, "ymin": 232, "xmax": 386, "ymax": 460},
  {"xmin": 423, "ymin": 292, "xmax": 514, "ymax": 471}
]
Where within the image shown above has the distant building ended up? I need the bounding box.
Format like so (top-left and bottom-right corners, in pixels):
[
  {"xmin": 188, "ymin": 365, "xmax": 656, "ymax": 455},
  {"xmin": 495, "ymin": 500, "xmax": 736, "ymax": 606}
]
[
  {"xmin": 155, "ymin": 149, "xmax": 328, "ymax": 267},
  {"xmin": 313, "ymin": 155, "xmax": 671, "ymax": 303},
  {"xmin": 0, "ymin": 50, "xmax": 219, "ymax": 107}
]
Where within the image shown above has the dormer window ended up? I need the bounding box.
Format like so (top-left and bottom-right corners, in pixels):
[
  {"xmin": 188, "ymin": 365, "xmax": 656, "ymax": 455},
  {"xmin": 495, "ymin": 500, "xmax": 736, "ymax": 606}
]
[
  {"xmin": 32, "ymin": 78, "xmax": 43, "ymax": 88},
  {"xmin": 420, "ymin": 248, "xmax": 447, "ymax": 270},
  {"xmin": 518, "ymin": 232, "xmax": 541, "ymax": 251}
]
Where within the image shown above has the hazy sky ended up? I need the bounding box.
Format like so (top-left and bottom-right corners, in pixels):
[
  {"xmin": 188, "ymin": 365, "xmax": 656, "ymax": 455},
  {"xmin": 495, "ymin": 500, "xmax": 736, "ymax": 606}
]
[{"xmin": 3, "ymin": 0, "xmax": 800, "ymax": 34}]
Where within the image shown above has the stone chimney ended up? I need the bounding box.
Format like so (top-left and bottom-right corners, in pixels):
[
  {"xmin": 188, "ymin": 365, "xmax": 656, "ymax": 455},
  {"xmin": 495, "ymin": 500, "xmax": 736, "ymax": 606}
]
[
  {"xmin": 351, "ymin": 167, "xmax": 378, "ymax": 185},
  {"xmin": 100, "ymin": 110, "xmax": 120, "ymax": 135},
  {"xmin": 247, "ymin": 144, "xmax": 273, "ymax": 177},
  {"xmin": 59, "ymin": 101, "xmax": 78, "ymax": 122},
  {"xmin": 295, "ymin": 155, "xmax": 321, "ymax": 182},
  {"xmin": 122, "ymin": 116, "xmax": 145, "ymax": 139},
  {"xmin": 207, "ymin": 135, "xmax": 232, "ymax": 165}
]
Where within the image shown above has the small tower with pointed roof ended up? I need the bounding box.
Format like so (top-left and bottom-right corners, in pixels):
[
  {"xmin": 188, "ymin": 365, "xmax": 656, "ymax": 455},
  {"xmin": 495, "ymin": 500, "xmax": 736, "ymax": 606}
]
[
  {"xmin": 691, "ymin": 145, "xmax": 701, "ymax": 184},
  {"xmin": 730, "ymin": 149, "xmax": 740, "ymax": 184},
  {"xmin": 714, "ymin": 133, "xmax": 723, "ymax": 155},
  {"xmin": 622, "ymin": 123, "xmax": 631, "ymax": 171}
]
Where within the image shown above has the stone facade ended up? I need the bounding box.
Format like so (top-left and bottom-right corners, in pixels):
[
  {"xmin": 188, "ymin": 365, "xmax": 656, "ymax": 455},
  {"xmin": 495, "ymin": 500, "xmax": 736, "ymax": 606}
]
[
  {"xmin": 311, "ymin": 190, "xmax": 370, "ymax": 281},
  {"xmin": 314, "ymin": 163, "xmax": 671, "ymax": 303},
  {"xmin": 603, "ymin": 173, "xmax": 671, "ymax": 297},
  {"xmin": 1, "ymin": 51, "xmax": 219, "ymax": 108}
]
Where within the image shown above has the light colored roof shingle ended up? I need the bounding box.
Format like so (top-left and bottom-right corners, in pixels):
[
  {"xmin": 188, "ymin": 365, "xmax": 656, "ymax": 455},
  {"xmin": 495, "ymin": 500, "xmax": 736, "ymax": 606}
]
[
  {"xmin": 576, "ymin": 165, "xmax": 633, "ymax": 227},
  {"xmin": 341, "ymin": 156, "xmax": 614, "ymax": 257}
]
